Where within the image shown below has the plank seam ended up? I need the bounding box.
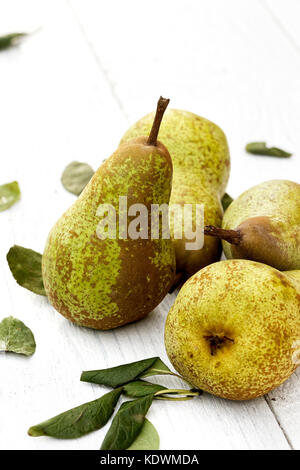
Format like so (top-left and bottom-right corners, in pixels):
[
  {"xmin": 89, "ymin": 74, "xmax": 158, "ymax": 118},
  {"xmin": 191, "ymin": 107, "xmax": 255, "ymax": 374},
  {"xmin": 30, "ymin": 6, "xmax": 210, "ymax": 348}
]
[
  {"xmin": 260, "ymin": 0, "xmax": 300, "ymax": 56},
  {"xmin": 65, "ymin": 0, "xmax": 128, "ymax": 119},
  {"xmin": 264, "ymin": 395, "xmax": 294, "ymax": 450}
]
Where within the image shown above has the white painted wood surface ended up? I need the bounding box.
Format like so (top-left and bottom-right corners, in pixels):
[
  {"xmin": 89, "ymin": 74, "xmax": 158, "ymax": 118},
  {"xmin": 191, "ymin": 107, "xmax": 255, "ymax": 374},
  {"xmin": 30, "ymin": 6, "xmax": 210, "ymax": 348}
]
[{"xmin": 0, "ymin": 0, "xmax": 299, "ymax": 450}]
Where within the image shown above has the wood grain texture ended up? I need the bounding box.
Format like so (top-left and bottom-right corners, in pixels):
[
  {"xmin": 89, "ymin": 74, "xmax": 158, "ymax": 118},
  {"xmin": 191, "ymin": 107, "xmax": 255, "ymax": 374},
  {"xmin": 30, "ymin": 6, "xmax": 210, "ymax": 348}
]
[{"xmin": 0, "ymin": 0, "xmax": 299, "ymax": 449}]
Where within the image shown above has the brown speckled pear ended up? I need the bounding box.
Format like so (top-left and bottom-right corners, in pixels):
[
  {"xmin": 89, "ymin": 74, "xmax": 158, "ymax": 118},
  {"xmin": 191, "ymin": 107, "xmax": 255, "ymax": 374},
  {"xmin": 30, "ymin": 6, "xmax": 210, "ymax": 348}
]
[
  {"xmin": 165, "ymin": 259, "xmax": 300, "ymax": 400},
  {"xmin": 121, "ymin": 109, "xmax": 230, "ymax": 286},
  {"xmin": 42, "ymin": 97, "xmax": 175, "ymax": 330},
  {"xmin": 205, "ymin": 180, "xmax": 300, "ymax": 271}
]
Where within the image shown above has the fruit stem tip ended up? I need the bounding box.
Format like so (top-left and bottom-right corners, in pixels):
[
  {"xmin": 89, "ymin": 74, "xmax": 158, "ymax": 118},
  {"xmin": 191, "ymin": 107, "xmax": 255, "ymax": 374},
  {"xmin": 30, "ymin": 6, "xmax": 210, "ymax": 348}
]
[
  {"xmin": 147, "ymin": 96, "xmax": 170, "ymax": 146},
  {"xmin": 204, "ymin": 225, "xmax": 241, "ymax": 245}
]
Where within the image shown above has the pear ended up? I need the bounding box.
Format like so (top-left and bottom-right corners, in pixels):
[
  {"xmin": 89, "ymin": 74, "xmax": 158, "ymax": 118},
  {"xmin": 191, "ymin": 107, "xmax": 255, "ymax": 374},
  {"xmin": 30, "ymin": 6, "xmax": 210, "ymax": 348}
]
[
  {"xmin": 165, "ymin": 259, "xmax": 300, "ymax": 400},
  {"xmin": 42, "ymin": 97, "xmax": 175, "ymax": 330},
  {"xmin": 121, "ymin": 109, "xmax": 230, "ymax": 286},
  {"xmin": 205, "ymin": 179, "xmax": 300, "ymax": 271}
]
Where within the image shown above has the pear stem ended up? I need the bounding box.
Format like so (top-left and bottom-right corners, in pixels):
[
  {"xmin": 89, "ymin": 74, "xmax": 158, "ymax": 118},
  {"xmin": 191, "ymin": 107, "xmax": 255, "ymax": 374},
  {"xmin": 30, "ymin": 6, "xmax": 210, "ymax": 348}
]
[
  {"xmin": 147, "ymin": 96, "xmax": 170, "ymax": 146},
  {"xmin": 155, "ymin": 396, "xmax": 195, "ymax": 401},
  {"xmin": 154, "ymin": 388, "xmax": 202, "ymax": 401},
  {"xmin": 204, "ymin": 225, "xmax": 242, "ymax": 245},
  {"xmin": 154, "ymin": 388, "xmax": 201, "ymax": 397}
]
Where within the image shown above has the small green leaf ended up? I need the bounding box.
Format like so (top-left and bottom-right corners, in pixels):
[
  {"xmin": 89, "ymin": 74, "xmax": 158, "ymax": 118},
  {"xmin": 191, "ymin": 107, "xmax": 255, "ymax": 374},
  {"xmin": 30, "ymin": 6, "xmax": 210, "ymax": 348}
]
[
  {"xmin": 127, "ymin": 418, "xmax": 160, "ymax": 450},
  {"xmin": 61, "ymin": 161, "xmax": 94, "ymax": 195},
  {"xmin": 0, "ymin": 32, "xmax": 28, "ymax": 51},
  {"xmin": 139, "ymin": 358, "xmax": 172, "ymax": 379},
  {"xmin": 245, "ymin": 142, "xmax": 292, "ymax": 158},
  {"xmin": 28, "ymin": 387, "xmax": 122, "ymax": 439},
  {"xmin": 81, "ymin": 357, "xmax": 159, "ymax": 388},
  {"xmin": 0, "ymin": 181, "xmax": 20, "ymax": 212},
  {"xmin": 123, "ymin": 380, "xmax": 165, "ymax": 398},
  {"xmin": 221, "ymin": 193, "xmax": 233, "ymax": 212},
  {"xmin": 7, "ymin": 245, "xmax": 46, "ymax": 296},
  {"xmin": 100, "ymin": 395, "xmax": 154, "ymax": 450},
  {"xmin": 0, "ymin": 316, "xmax": 36, "ymax": 356}
]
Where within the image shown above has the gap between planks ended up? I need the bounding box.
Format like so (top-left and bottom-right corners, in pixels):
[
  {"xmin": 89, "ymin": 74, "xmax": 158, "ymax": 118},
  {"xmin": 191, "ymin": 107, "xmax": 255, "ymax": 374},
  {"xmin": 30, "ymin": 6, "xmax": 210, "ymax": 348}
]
[
  {"xmin": 264, "ymin": 396, "xmax": 293, "ymax": 450},
  {"xmin": 260, "ymin": 0, "xmax": 300, "ymax": 56},
  {"xmin": 66, "ymin": 0, "xmax": 129, "ymax": 119}
]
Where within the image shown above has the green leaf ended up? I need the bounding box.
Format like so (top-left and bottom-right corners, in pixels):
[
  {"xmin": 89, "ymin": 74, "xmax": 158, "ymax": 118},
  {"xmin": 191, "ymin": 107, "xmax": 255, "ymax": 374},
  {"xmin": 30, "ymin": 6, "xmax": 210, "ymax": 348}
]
[
  {"xmin": 0, "ymin": 181, "xmax": 20, "ymax": 212},
  {"xmin": 0, "ymin": 316, "xmax": 36, "ymax": 356},
  {"xmin": 100, "ymin": 395, "xmax": 154, "ymax": 450},
  {"xmin": 221, "ymin": 193, "xmax": 233, "ymax": 212},
  {"xmin": 7, "ymin": 245, "xmax": 46, "ymax": 296},
  {"xmin": 61, "ymin": 161, "xmax": 94, "ymax": 195},
  {"xmin": 28, "ymin": 387, "xmax": 122, "ymax": 439},
  {"xmin": 127, "ymin": 418, "xmax": 160, "ymax": 450},
  {"xmin": 81, "ymin": 357, "xmax": 159, "ymax": 388},
  {"xmin": 245, "ymin": 142, "xmax": 292, "ymax": 158},
  {"xmin": 123, "ymin": 380, "xmax": 165, "ymax": 398},
  {"xmin": 139, "ymin": 358, "xmax": 172, "ymax": 379},
  {"xmin": 0, "ymin": 32, "xmax": 28, "ymax": 51}
]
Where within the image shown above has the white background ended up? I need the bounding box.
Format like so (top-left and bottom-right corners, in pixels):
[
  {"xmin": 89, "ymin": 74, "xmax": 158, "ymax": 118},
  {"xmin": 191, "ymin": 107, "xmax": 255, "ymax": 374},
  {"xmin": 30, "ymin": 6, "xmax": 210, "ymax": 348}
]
[{"xmin": 0, "ymin": 0, "xmax": 300, "ymax": 450}]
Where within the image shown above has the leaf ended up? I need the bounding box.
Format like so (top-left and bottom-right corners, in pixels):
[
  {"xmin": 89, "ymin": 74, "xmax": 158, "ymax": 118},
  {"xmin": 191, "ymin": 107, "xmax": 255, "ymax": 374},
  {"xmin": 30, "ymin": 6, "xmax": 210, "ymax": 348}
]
[
  {"xmin": 123, "ymin": 380, "xmax": 165, "ymax": 398},
  {"xmin": 100, "ymin": 394, "xmax": 154, "ymax": 450},
  {"xmin": 28, "ymin": 387, "xmax": 122, "ymax": 439},
  {"xmin": 7, "ymin": 245, "xmax": 46, "ymax": 296},
  {"xmin": 81, "ymin": 357, "xmax": 159, "ymax": 388},
  {"xmin": 127, "ymin": 418, "xmax": 160, "ymax": 450},
  {"xmin": 61, "ymin": 161, "xmax": 94, "ymax": 195},
  {"xmin": 0, "ymin": 316, "xmax": 36, "ymax": 356},
  {"xmin": 0, "ymin": 181, "xmax": 20, "ymax": 212},
  {"xmin": 0, "ymin": 32, "xmax": 28, "ymax": 51},
  {"xmin": 221, "ymin": 193, "xmax": 233, "ymax": 212},
  {"xmin": 139, "ymin": 358, "xmax": 172, "ymax": 379},
  {"xmin": 245, "ymin": 142, "xmax": 292, "ymax": 158}
]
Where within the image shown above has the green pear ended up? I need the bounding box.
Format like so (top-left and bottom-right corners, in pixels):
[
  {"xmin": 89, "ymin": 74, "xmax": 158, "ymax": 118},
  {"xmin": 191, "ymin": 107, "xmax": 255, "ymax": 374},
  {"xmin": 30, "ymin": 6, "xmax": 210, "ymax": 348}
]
[
  {"xmin": 205, "ymin": 179, "xmax": 300, "ymax": 271},
  {"xmin": 165, "ymin": 259, "xmax": 300, "ymax": 400},
  {"xmin": 42, "ymin": 98, "xmax": 175, "ymax": 330},
  {"xmin": 121, "ymin": 109, "xmax": 230, "ymax": 286}
]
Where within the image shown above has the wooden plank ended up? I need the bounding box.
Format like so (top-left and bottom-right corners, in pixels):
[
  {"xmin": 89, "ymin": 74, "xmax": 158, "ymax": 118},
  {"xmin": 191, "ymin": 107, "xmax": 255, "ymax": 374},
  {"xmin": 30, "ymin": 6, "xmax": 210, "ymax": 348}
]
[
  {"xmin": 0, "ymin": 0, "xmax": 127, "ymax": 450},
  {"xmin": 258, "ymin": 0, "xmax": 300, "ymax": 450},
  {"xmin": 70, "ymin": 0, "xmax": 300, "ymax": 197},
  {"xmin": 262, "ymin": 0, "xmax": 300, "ymax": 54},
  {"xmin": 70, "ymin": 0, "xmax": 300, "ymax": 449}
]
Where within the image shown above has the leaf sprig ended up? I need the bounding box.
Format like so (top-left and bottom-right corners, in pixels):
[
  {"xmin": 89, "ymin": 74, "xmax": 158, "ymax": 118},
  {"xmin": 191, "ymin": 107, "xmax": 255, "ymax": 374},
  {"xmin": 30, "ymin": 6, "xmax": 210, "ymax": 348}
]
[
  {"xmin": 7, "ymin": 246, "xmax": 46, "ymax": 296},
  {"xmin": 28, "ymin": 357, "xmax": 202, "ymax": 450},
  {"xmin": 0, "ymin": 29, "xmax": 41, "ymax": 51},
  {"xmin": 28, "ymin": 388, "xmax": 123, "ymax": 439},
  {"xmin": 0, "ymin": 181, "xmax": 20, "ymax": 212},
  {"xmin": 0, "ymin": 316, "xmax": 36, "ymax": 356},
  {"xmin": 100, "ymin": 394, "xmax": 154, "ymax": 450},
  {"xmin": 0, "ymin": 32, "xmax": 28, "ymax": 51},
  {"xmin": 221, "ymin": 193, "xmax": 233, "ymax": 212},
  {"xmin": 245, "ymin": 142, "xmax": 292, "ymax": 158},
  {"xmin": 61, "ymin": 161, "xmax": 94, "ymax": 195}
]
